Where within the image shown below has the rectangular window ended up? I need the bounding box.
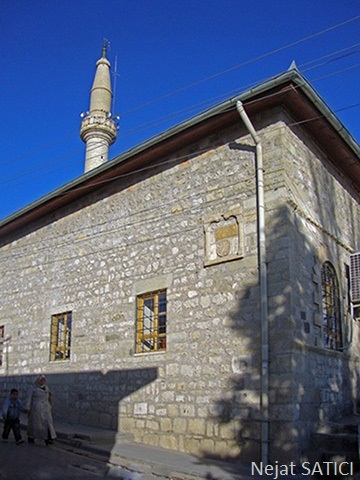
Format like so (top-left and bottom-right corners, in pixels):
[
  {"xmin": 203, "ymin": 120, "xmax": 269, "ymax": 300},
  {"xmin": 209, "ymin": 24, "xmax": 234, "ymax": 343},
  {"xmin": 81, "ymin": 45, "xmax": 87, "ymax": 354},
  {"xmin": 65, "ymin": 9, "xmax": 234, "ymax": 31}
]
[
  {"xmin": 136, "ymin": 290, "xmax": 167, "ymax": 354},
  {"xmin": 50, "ymin": 312, "xmax": 72, "ymax": 361},
  {"xmin": 0, "ymin": 326, "xmax": 4, "ymax": 367}
]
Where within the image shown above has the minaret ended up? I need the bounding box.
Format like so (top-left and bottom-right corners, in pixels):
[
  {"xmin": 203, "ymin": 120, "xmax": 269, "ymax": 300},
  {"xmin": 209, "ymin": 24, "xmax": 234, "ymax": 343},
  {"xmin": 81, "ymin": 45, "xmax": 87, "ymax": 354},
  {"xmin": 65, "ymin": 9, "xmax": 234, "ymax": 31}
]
[{"xmin": 80, "ymin": 41, "xmax": 117, "ymax": 173}]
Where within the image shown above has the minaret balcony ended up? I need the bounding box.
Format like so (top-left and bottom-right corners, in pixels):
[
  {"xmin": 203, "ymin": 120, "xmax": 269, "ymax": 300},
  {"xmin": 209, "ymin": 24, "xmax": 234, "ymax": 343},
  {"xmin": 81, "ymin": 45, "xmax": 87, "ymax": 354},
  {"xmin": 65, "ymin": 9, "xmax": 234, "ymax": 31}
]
[{"xmin": 80, "ymin": 115, "xmax": 118, "ymax": 144}]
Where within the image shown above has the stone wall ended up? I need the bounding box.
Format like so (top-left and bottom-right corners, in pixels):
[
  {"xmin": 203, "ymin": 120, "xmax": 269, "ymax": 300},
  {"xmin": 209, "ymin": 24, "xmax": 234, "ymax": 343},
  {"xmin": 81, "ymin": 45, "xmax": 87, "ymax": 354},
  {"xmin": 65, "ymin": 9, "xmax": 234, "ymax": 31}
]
[
  {"xmin": 266, "ymin": 114, "xmax": 360, "ymax": 462},
  {"xmin": 0, "ymin": 119, "xmax": 264, "ymax": 461},
  {"xmin": 0, "ymin": 107, "xmax": 359, "ymax": 463}
]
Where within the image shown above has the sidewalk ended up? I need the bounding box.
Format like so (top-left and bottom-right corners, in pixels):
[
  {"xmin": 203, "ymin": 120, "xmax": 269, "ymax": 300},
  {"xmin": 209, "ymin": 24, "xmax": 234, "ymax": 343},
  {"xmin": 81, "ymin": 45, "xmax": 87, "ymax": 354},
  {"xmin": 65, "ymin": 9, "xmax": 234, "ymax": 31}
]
[{"xmin": 21, "ymin": 418, "xmax": 254, "ymax": 480}]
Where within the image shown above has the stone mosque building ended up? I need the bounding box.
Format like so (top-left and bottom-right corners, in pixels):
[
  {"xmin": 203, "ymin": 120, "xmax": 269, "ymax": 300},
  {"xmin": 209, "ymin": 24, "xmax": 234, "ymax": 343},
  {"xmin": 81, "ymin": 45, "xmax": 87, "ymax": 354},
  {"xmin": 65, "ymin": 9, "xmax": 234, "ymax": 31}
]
[{"xmin": 0, "ymin": 44, "xmax": 359, "ymax": 464}]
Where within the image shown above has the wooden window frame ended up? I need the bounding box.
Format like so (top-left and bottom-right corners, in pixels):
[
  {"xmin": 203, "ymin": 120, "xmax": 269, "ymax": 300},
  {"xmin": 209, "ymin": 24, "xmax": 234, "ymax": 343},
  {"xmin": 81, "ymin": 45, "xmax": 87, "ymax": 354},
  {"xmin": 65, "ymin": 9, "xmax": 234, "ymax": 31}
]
[
  {"xmin": 136, "ymin": 290, "xmax": 166, "ymax": 354},
  {"xmin": 50, "ymin": 312, "xmax": 72, "ymax": 361},
  {"xmin": 321, "ymin": 262, "xmax": 343, "ymax": 351}
]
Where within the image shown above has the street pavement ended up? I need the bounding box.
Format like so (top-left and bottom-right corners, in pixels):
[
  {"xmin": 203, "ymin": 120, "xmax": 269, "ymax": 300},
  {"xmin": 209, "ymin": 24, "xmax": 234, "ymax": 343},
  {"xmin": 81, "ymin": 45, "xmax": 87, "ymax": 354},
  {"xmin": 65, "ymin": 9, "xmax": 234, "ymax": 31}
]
[
  {"xmin": 0, "ymin": 439, "xmax": 109, "ymax": 479},
  {"xmin": 0, "ymin": 418, "xmax": 254, "ymax": 479}
]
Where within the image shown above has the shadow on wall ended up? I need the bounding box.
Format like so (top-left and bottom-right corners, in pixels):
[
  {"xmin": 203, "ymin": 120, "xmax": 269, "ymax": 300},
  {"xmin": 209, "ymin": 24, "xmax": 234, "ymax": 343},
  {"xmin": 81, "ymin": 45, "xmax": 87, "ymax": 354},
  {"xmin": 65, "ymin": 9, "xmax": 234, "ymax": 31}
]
[
  {"xmin": 0, "ymin": 367, "xmax": 158, "ymax": 436},
  {"xmin": 0, "ymin": 368, "xmax": 157, "ymax": 477},
  {"xmin": 197, "ymin": 198, "xmax": 354, "ymax": 473}
]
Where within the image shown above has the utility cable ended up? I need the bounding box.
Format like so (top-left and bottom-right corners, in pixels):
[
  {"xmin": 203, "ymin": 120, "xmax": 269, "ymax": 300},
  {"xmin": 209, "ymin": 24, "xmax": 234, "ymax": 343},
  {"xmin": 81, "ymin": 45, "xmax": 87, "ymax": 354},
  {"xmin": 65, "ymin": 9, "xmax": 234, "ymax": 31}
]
[
  {"xmin": 119, "ymin": 15, "xmax": 360, "ymax": 117},
  {"xmin": 3, "ymin": 16, "xmax": 357, "ymax": 171},
  {"xmin": 0, "ymin": 62, "xmax": 359, "ymax": 194},
  {"xmin": 0, "ymin": 35, "xmax": 359, "ymax": 190},
  {"xmin": 1, "ymin": 16, "xmax": 359, "ymax": 171}
]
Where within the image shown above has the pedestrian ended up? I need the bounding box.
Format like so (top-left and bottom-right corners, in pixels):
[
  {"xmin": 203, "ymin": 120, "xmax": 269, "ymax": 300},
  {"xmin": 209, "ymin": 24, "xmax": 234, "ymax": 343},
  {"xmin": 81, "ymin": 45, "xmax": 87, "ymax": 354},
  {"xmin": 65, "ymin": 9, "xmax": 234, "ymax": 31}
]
[
  {"xmin": 25, "ymin": 374, "xmax": 56, "ymax": 445},
  {"xmin": 2, "ymin": 388, "xmax": 25, "ymax": 444}
]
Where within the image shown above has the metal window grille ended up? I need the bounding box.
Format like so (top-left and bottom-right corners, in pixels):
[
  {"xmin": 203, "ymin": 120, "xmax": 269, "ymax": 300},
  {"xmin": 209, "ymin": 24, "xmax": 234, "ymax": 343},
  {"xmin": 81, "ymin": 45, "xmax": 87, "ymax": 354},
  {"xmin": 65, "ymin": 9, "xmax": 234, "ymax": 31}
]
[
  {"xmin": 136, "ymin": 291, "xmax": 167, "ymax": 353},
  {"xmin": 0, "ymin": 326, "xmax": 4, "ymax": 367},
  {"xmin": 350, "ymin": 253, "xmax": 360, "ymax": 304},
  {"xmin": 50, "ymin": 312, "xmax": 72, "ymax": 361},
  {"xmin": 321, "ymin": 262, "xmax": 342, "ymax": 350}
]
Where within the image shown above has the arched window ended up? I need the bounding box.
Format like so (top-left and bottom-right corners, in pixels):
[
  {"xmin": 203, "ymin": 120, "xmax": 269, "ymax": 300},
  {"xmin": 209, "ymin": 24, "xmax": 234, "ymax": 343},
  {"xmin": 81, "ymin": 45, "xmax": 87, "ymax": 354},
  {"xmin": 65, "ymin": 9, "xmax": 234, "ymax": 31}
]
[{"xmin": 321, "ymin": 261, "xmax": 342, "ymax": 350}]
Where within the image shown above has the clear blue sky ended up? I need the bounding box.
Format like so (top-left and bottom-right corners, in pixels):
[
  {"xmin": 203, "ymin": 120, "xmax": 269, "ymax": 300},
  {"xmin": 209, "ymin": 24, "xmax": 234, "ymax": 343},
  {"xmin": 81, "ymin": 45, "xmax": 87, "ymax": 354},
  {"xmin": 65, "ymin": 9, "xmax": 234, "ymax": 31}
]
[{"xmin": 0, "ymin": 1, "xmax": 359, "ymax": 220}]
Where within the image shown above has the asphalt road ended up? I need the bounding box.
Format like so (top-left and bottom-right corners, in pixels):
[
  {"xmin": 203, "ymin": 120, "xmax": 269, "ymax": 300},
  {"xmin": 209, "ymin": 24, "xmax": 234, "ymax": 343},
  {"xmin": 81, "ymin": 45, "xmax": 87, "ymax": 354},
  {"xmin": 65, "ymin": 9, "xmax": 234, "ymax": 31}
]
[{"xmin": 0, "ymin": 439, "xmax": 112, "ymax": 479}]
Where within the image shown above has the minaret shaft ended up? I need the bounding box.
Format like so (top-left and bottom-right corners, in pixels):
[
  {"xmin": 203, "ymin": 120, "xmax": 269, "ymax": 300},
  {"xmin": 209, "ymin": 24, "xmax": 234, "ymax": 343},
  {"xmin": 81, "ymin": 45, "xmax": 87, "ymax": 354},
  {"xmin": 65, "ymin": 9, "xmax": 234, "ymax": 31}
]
[
  {"xmin": 80, "ymin": 44, "xmax": 117, "ymax": 173},
  {"xmin": 90, "ymin": 58, "xmax": 112, "ymax": 114}
]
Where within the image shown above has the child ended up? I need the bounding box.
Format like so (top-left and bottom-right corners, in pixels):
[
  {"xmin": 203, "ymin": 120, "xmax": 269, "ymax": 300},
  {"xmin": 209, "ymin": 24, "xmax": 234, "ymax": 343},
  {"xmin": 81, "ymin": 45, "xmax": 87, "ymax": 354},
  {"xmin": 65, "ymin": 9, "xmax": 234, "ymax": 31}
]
[{"xmin": 2, "ymin": 388, "xmax": 24, "ymax": 444}]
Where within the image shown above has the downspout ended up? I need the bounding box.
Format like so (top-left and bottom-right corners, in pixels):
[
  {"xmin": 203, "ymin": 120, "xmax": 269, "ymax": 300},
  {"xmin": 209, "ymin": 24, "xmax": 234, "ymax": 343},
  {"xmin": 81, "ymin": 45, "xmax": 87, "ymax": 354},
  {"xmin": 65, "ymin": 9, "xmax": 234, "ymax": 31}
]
[{"xmin": 236, "ymin": 101, "xmax": 269, "ymax": 465}]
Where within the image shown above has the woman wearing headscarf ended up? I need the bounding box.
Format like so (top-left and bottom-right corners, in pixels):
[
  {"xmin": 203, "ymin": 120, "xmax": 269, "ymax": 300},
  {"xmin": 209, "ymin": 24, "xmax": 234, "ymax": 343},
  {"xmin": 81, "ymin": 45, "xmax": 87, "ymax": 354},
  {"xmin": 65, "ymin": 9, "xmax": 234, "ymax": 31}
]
[{"xmin": 25, "ymin": 374, "xmax": 56, "ymax": 445}]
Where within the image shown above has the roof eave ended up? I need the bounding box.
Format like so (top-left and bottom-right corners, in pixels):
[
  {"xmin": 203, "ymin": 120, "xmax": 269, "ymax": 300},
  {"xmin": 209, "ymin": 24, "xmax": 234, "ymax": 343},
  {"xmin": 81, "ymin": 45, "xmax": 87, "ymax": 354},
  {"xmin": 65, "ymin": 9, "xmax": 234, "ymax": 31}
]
[{"xmin": 0, "ymin": 69, "xmax": 358, "ymax": 238}]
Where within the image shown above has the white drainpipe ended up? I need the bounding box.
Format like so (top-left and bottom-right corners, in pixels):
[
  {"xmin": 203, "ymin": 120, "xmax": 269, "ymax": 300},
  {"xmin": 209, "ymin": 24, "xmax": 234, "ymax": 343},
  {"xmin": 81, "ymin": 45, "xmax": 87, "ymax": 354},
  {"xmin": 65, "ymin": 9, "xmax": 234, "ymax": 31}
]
[{"xmin": 236, "ymin": 100, "xmax": 269, "ymax": 465}]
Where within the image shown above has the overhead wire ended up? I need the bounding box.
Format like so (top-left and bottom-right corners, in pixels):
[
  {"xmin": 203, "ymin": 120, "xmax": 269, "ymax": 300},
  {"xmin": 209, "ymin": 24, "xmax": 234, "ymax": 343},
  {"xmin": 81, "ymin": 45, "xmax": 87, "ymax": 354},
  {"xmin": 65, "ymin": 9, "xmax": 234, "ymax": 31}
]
[
  {"xmin": 118, "ymin": 14, "xmax": 360, "ymax": 117},
  {"xmin": 0, "ymin": 133, "xmax": 79, "ymax": 168},
  {"xmin": 3, "ymin": 95, "xmax": 359, "ymax": 213},
  {"xmin": 1, "ymin": 58, "xmax": 359, "ymax": 195},
  {"xmin": 3, "ymin": 51, "xmax": 358, "ymax": 189},
  {"xmin": 2, "ymin": 90, "xmax": 359, "ymax": 268},
  {"xmin": 116, "ymin": 62, "xmax": 360, "ymax": 141},
  {"xmin": 0, "ymin": 15, "xmax": 359, "ymax": 203},
  {"xmin": 2, "ymin": 70, "xmax": 360, "ymax": 263},
  {"xmin": 113, "ymin": 42, "xmax": 360, "ymax": 139},
  {"xmin": 1, "ymin": 14, "xmax": 360, "ymax": 174},
  {"xmin": 0, "ymin": 48, "xmax": 360, "ymax": 189},
  {"xmin": 300, "ymin": 43, "xmax": 360, "ymax": 70}
]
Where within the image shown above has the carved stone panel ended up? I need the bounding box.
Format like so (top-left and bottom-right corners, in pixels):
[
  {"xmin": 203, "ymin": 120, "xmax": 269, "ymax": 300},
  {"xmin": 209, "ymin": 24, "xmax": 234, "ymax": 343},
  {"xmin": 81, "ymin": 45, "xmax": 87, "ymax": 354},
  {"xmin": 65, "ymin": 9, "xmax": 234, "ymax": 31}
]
[{"xmin": 204, "ymin": 209, "xmax": 244, "ymax": 266}]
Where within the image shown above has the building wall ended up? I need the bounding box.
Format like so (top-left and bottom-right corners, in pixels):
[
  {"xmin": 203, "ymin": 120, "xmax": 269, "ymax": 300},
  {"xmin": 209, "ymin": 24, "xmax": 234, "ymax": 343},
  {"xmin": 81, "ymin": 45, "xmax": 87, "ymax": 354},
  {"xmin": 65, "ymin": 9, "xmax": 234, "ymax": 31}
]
[
  {"xmin": 265, "ymin": 115, "xmax": 360, "ymax": 462},
  {"xmin": 0, "ymin": 119, "xmax": 265, "ymax": 460},
  {"xmin": 0, "ymin": 107, "xmax": 359, "ymax": 463}
]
